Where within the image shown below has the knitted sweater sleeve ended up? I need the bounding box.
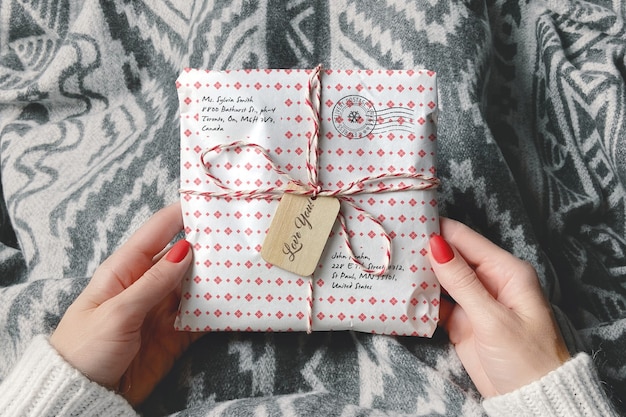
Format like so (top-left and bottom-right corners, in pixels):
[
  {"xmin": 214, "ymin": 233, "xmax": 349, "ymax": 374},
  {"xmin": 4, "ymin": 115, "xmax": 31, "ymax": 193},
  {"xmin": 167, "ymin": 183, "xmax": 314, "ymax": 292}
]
[
  {"xmin": 482, "ymin": 353, "xmax": 619, "ymax": 417},
  {"xmin": 1, "ymin": 337, "xmax": 619, "ymax": 417},
  {"xmin": 0, "ymin": 335, "xmax": 137, "ymax": 417}
]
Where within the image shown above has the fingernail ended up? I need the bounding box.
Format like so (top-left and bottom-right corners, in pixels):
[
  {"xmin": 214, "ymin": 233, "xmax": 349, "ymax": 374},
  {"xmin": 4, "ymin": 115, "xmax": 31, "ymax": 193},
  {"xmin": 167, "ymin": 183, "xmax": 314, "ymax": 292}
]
[
  {"xmin": 430, "ymin": 234, "xmax": 455, "ymax": 264},
  {"xmin": 166, "ymin": 240, "xmax": 191, "ymax": 263}
]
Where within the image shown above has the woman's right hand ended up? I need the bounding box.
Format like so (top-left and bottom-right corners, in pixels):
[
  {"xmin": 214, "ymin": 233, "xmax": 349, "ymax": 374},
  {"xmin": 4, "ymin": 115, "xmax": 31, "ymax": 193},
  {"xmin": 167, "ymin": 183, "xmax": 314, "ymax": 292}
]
[{"xmin": 429, "ymin": 218, "xmax": 571, "ymax": 398}]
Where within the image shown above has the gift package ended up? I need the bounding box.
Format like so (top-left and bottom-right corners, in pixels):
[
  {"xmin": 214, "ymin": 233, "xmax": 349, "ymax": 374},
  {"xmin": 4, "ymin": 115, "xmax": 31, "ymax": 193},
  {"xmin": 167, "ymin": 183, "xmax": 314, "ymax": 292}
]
[{"xmin": 175, "ymin": 67, "xmax": 441, "ymax": 336}]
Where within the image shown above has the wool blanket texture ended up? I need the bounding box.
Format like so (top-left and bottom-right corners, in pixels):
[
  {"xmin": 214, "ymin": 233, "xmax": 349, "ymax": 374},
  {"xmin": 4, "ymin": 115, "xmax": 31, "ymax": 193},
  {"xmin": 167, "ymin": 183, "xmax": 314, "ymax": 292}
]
[{"xmin": 0, "ymin": 0, "xmax": 624, "ymax": 415}]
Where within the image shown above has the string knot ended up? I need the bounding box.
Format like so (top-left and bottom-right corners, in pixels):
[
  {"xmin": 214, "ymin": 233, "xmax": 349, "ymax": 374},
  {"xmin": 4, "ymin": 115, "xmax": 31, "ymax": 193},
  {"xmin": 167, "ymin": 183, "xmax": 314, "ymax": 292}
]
[{"xmin": 312, "ymin": 184, "xmax": 322, "ymax": 199}]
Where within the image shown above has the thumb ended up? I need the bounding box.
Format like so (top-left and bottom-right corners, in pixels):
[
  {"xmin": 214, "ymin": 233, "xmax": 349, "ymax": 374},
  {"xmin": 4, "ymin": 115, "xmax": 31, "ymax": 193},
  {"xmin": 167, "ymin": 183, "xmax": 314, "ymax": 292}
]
[
  {"xmin": 117, "ymin": 239, "xmax": 192, "ymax": 316},
  {"xmin": 429, "ymin": 234, "xmax": 498, "ymax": 323}
]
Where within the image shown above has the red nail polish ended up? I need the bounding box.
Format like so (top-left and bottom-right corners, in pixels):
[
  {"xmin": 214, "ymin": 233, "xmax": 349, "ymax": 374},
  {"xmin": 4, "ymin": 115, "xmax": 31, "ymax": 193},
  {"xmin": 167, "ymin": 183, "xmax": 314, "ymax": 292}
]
[
  {"xmin": 430, "ymin": 234, "xmax": 455, "ymax": 264},
  {"xmin": 166, "ymin": 240, "xmax": 191, "ymax": 263}
]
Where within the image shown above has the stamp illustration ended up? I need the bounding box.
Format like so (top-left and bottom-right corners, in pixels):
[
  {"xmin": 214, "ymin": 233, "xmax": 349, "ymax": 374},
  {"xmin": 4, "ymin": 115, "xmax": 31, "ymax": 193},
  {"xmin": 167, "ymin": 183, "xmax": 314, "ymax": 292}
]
[
  {"xmin": 332, "ymin": 95, "xmax": 416, "ymax": 139},
  {"xmin": 332, "ymin": 95, "xmax": 377, "ymax": 139}
]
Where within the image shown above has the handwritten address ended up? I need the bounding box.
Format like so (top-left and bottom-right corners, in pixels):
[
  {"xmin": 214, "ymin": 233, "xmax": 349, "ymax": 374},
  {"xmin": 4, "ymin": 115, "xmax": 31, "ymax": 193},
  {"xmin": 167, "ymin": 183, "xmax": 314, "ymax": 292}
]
[
  {"xmin": 329, "ymin": 251, "xmax": 403, "ymax": 293},
  {"xmin": 201, "ymin": 95, "xmax": 276, "ymax": 131}
]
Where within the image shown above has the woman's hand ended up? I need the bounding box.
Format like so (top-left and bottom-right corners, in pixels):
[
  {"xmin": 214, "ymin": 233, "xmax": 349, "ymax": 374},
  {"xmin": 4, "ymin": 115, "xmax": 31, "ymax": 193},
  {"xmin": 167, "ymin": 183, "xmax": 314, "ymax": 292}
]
[
  {"xmin": 50, "ymin": 203, "xmax": 200, "ymax": 406},
  {"xmin": 429, "ymin": 218, "xmax": 571, "ymax": 398}
]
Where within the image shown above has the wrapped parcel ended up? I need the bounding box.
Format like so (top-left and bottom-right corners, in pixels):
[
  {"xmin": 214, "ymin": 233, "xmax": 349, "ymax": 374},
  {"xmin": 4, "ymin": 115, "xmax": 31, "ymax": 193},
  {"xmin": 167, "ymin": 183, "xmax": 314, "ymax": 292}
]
[{"xmin": 175, "ymin": 68, "xmax": 440, "ymax": 336}]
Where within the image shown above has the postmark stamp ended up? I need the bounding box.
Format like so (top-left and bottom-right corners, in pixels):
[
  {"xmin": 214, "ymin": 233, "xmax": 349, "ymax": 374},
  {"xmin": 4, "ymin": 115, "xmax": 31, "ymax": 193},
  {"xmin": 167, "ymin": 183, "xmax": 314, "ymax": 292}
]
[{"xmin": 332, "ymin": 95, "xmax": 377, "ymax": 139}]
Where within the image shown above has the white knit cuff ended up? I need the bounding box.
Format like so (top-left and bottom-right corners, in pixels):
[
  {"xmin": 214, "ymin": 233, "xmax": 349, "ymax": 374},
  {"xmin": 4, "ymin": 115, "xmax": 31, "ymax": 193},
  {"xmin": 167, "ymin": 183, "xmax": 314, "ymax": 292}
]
[
  {"xmin": 483, "ymin": 353, "xmax": 617, "ymax": 417},
  {"xmin": 0, "ymin": 335, "xmax": 137, "ymax": 417}
]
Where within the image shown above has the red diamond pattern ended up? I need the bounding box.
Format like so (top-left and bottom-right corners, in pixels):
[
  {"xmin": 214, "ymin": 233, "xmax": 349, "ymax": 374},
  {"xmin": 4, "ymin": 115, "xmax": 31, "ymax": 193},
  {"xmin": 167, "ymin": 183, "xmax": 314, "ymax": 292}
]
[{"xmin": 177, "ymin": 67, "xmax": 439, "ymax": 335}]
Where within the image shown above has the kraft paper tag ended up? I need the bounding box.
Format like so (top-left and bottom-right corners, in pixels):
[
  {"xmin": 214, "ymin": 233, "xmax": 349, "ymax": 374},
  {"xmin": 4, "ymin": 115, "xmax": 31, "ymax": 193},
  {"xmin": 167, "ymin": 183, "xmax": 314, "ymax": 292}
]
[{"xmin": 262, "ymin": 183, "xmax": 340, "ymax": 276}]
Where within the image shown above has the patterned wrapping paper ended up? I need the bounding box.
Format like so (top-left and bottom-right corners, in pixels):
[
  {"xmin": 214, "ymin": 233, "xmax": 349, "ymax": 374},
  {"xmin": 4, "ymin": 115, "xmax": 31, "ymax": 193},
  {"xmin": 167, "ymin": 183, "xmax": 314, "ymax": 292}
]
[{"xmin": 175, "ymin": 68, "xmax": 441, "ymax": 336}]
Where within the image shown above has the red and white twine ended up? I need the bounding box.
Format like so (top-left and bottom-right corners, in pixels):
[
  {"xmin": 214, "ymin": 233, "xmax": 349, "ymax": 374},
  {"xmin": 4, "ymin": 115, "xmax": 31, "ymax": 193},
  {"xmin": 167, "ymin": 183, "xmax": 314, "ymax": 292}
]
[{"xmin": 194, "ymin": 139, "xmax": 439, "ymax": 276}]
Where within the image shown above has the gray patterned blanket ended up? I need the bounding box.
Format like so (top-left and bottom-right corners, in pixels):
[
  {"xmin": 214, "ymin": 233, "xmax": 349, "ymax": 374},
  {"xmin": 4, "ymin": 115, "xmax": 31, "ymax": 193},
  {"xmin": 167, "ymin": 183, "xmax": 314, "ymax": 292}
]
[{"xmin": 0, "ymin": 0, "xmax": 624, "ymax": 415}]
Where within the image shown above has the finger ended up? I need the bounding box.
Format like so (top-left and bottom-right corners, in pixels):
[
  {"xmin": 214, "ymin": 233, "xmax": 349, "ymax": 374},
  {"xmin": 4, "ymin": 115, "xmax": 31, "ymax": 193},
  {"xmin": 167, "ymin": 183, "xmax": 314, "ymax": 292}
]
[
  {"xmin": 82, "ymin": 203, "xmax": 185, "ymax": 306},
  {"xmin": 439, "ymin": 218, "xmax": 519, "ymax": 268},
  {"xmin": 115, "ymin": 239, "xmax": 192, "ymax": 317},
  {"xmin": 442, "ymin": 301, "xmax": 473, "ymax": 344},
  {"xmin": 436, "ymin": 297, "xmax": 455, "ymax": 330},
  {"xmin": 429, "ymin": 234, "xmax": 500, "ymax": 323},
  {"xmin": 438, "ymin": 218, "xmax": 539, "ymax": 303},
  {"xmin": 109, "ymin": 203, "xmax": 185, "ymax": 272}
]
